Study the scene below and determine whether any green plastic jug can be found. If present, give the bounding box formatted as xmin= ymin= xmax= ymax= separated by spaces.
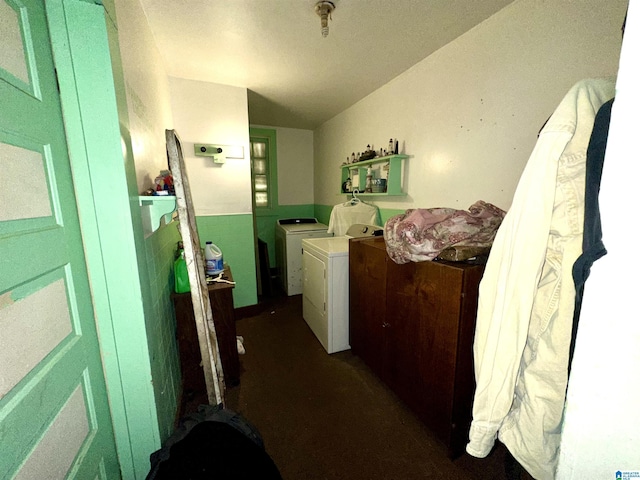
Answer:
xmin=174 ymin=249 xmax=190 ymax=293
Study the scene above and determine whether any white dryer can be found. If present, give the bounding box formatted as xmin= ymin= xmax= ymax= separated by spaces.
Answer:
xmin=302 ymin=224 xmax=383 ymax=354
xmin=275 ymin=218 xmax=332 ymax=296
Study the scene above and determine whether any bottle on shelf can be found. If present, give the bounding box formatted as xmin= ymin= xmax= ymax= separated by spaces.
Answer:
xmin=365 ymin=167 xmax=373 ymax=193
xmin=388 ymin=138 xmax=394 ymax=155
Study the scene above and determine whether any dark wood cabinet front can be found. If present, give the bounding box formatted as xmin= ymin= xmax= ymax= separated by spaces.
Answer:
xmin=349 ymin=238 xmax=391 ymax=385
xmin=349 ymin=237 xmax=484 ymax=458
xmin=172 ymin=266 xmax=240 ymax=404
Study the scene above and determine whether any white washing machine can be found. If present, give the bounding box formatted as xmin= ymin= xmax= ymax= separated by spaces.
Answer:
xmin=275 ymin=218 xmax=332 ymax=296
xmin=301 ymin=224 xmax=383 ymax=354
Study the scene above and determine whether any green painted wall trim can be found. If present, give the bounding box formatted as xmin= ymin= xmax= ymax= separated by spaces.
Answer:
xmin=249 ymin=127 xmax=278 ymax=214
xmin=379 ymin=208 xmax=407 ymax=224
xmin=47 ymin=1 xmax=161 ymax=478
xmin=313 ymin=204 xmax=333 ymax=226
xmin=102 ymin=0 xmax=181 ymax=449
xmin=195 ymin=215 xmax=258 ymax=308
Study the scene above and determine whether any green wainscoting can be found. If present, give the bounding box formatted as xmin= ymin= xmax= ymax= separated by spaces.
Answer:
xmin=256 ymin=204 xmax=315 ymax=269
xmin=143 ymin=222 xmax=182 ymax=441
xmin=314 ymin=204 xmax=333 ymax=227
xmin=195 ymin=214 xmax=258 ymax=308
xmin=379 ymin=208 xmax=407 ymax=224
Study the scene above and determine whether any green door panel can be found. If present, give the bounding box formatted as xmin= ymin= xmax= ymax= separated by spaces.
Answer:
xmin=0 ymin=0 xmax=120 ymax=478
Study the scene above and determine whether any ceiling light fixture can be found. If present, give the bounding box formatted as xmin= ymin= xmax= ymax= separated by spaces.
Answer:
xmin=315 ymin=1 xmax=335 ymax=38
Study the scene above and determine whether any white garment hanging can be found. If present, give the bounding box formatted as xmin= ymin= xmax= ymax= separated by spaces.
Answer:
xmin=327 ymin=201 xmax=380 ymax=236
xmin=466 ymin=78 xmax=616 ymax=480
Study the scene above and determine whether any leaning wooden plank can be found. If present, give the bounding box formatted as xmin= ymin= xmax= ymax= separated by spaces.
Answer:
xmin=166 ymin=129 xmax=225 ymax=405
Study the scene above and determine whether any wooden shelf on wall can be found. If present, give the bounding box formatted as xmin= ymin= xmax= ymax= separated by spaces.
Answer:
xmin=138 ymin=195 xmax=176 ymax=235
xmin=340 ymin=154 xmax=408 ymax=196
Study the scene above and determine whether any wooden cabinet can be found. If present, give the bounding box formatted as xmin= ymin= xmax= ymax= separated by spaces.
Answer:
xmin=349 ymin=236 xmax=391 ymax=382
xmin=171 ymin=266 xmax=240 ymax=404
xmin=349 ymin=237 xmax=484 ymax=458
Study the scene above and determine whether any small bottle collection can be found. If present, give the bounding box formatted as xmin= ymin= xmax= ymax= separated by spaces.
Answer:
xmin=343 ymin=138 xmax=399 ymax=166
xmin=341 ymin=138 xmax=399 ymax=194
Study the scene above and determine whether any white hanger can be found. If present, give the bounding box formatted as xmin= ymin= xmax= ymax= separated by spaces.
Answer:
xmin=346 ymin=189 xmax=361 ymax=206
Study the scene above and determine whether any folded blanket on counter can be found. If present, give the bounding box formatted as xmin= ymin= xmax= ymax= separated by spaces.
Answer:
xmin=384 ymin=201 xmax=506 ymax=264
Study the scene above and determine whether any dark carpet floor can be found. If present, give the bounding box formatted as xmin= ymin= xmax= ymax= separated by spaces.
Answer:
xmin=214 ymin=293 xmax=521 ymax=480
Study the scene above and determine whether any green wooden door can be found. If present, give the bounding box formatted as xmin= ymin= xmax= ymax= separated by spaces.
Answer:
xmin=0 ymin=0 xmax=121 ymax=478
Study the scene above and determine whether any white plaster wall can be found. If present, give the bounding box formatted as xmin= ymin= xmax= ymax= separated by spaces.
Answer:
xmin=168 ymin=77 xmax=252 ymax=216
xmin=274 ymin=127 xmax=314 ymax=205
xmin=314 ymin=0 xmax=627 ymax=212
xmin=252 ymin=125 xmax=314 ymax=205
xmin=556 ymin=3 xmax=640 ymax=477
xmin=112 ymin=0 xmax=173 ymax=193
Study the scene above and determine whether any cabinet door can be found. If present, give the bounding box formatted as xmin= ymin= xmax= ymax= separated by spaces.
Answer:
xmin=209 ymin=287 xmax=240 ymax=386
xmin=349 ymin=239 xmax=390 ymax=383
xmin=449 ymin=264 xmax=484 ymax=457
xmin=385 ymin=260 xmax=429 ymax=418
xmin=386 ymin=260 xmax=466 ymax=443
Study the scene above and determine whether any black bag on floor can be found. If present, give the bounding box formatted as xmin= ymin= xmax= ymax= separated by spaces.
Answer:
xmin=146 ymin=404 xmax=282 ymax=480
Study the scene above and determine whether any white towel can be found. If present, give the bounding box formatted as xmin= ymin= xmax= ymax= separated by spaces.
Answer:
xmin=327 ymin=202 xmax=380 ymax=236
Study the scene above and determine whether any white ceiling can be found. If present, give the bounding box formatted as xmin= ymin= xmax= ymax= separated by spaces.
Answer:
xmin=139 ymin=0 xmax=516 ymax=130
